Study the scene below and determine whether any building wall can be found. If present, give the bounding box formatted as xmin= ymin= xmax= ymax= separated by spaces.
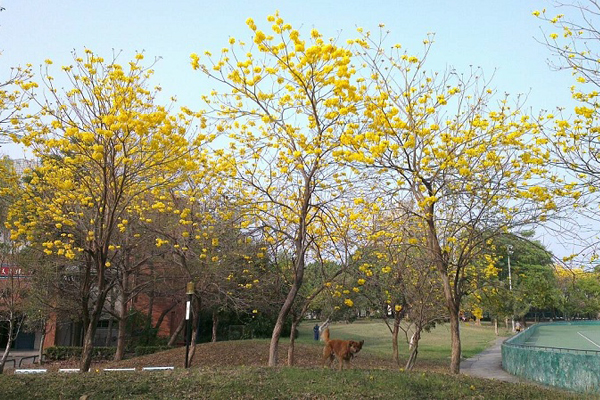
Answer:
xmin=133 ymin=293 xmax=182 ymax=338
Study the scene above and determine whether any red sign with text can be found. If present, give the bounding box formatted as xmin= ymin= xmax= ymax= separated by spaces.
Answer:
xmin=0 ymin=265 xmax=27 ymax=278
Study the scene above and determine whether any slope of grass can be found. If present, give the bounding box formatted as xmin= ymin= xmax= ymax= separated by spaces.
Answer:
xmin=0 ymin=367 xmax=586 ymax=399
xmin=1 ymin=320 xmax=585 ymax=399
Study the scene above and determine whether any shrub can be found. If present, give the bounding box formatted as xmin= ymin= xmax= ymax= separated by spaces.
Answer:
xmin=44 ymin=346 xmax=116 ymax=361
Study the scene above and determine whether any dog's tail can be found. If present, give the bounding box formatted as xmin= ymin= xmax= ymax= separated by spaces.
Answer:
xmin=323 ymin=327 xmax=330 ymax=343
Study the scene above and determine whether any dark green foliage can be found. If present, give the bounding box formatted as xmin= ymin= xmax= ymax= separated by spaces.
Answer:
xmin=194 ymin=310 xmax=293 ymax=343
xmin=243 ymin=312 xmax=293 ymax=338
xmin=126 ymin=309 xmax=168 ymax=348
xmin=44 ymin=346 xmax=116 ymax=361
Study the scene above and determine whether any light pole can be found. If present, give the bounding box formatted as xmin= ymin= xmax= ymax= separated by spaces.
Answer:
xmin=507 ymin=245 xmax=515 ymax=332
xmin=184 ymin=281 xmax=194 ymax=368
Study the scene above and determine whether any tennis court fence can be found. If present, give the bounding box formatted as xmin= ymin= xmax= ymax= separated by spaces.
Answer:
xmin=502 ymin=321 xmax=600 ymax=393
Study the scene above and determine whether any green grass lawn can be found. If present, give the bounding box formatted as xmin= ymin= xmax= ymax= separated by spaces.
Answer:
xmin=0 ymin=366 xmax=585 ymax=399
xmin=297 ymin=319 xmax=510 ymax=367
xmin=0 ymin=319 xmax=585 ymax=399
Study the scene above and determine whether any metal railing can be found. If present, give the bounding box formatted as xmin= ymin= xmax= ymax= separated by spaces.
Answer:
xmin=503 ymin=341 xmax=600 ymax=356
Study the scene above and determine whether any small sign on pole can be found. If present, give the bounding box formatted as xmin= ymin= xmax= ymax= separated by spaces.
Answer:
xmin=185 ymin=281 xmax=194 ymax=369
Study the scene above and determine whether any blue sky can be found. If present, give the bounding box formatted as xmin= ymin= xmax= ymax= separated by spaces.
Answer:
xmin=0 ymin=0 xmax=573 ymax=119
xmin=0 ymin=1 xmax=583 ymax=257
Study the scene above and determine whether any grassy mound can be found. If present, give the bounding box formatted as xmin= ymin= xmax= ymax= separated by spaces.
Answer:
xmin=0 ymin=321 xmax=590 ymax=398
xmin=0 ymin=365 xmax=585 ymax=399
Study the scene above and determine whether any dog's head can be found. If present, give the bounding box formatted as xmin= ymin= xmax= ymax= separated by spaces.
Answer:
xmin=349 ymin=340 xmax=364 ymax=355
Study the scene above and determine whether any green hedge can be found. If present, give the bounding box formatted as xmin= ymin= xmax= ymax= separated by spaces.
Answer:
xmin=44 ymin=346 xmax=116 ymax=361
xmin=134 ymin=345 xmax=174 ymax=356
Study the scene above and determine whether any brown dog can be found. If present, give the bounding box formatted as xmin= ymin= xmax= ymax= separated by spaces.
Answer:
xmin=322 ymin=328 xmax=364 ymax=370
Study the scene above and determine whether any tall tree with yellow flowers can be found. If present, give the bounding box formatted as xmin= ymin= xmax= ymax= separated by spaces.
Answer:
xmin=0 ymin=158 xmax=26 ymax=374
xmin=144 ymin=159 xmax=263 ymax=365
xmin=535 ymin=2 xmax=600 ymax=259
xmin=341 ymin=31 xmax=560 ymax=373
xmin=7 ymin=51 xmax=199 ymax=372
xmin=194 ymin=13 xmax=364 ymax=366
xmin=0 ymin=61 xmax=32 ymax=144
xmin=351 ymin=201 xmax=447 ymax=370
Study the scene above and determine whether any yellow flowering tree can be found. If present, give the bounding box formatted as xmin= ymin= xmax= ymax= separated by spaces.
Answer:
xmin=7 ymin=51 xmax=197 ymax=372
xmin=341 ymin=32 xmax=558 ymax=373
xmin=536 ymin=2 xmax=600 ymax=259
xmin=0 ymin=158 xmax=25 ymax=374
xmin=534 ymin=2 xmax=600 ymax=86
xmin=351 ymin=201 xmax=446 ymax=370
xmin=284 ymin=199 xmax=364 ymax=366
xmin=145 ymin=164 xmax=277 ymax=365
xmin=193 ymin=13 xmax=363 ymax=366
xmin=0 ymin=62 xmax=32 ymax=144
xmin=0 ymin=158 xmax=19 ymax=235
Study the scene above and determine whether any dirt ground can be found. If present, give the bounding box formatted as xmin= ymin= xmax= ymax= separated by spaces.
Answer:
xmin=34 ymin=340 xmax=436 ymax=372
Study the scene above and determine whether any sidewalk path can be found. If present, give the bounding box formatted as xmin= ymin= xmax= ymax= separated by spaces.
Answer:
xmin=460 ymin=336 xmax=523 ymax=383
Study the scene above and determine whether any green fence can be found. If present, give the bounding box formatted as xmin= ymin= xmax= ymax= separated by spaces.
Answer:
xmin=502 ymin=321 xmax=600 ymax=393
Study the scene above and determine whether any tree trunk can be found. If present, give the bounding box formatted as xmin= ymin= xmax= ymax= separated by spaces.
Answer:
xmin=423 ymin=201 xmax=461 ymax=374
xmin=438 ymin=269 xmax=461 ymax=374
xmin=80 ymin=321 xmax=97 ymax=372
xmin=318 ymin=318 xmax=330 ymax=341
xmin=80 ymin=288 xmax=109 ymax=372
xmin=168 ymin=316 xmax=185 ymax=346
xmin=405 ymin=328 xmax=421 ymax=371
xmin=114 ymin=290 xmax=128 ymax=361
xmin=268 ymin=192 xmax=309 ymax=367
xmin=494 ymin=318 xmax=499 ymax=336
xmin=0 ymin=318 xmax=15 ymax=374
xmin=38 ymin=327 xmax=46 ymax=365
xmin=187 ymin=323 xmax=199 ymax=366
xmin=186 ymin=296 xmax=201 ymax=366
xmin=104 ymin=290 xmax=116 ymax=347
xmin=211 ymin=310 xmax=218 ymax=343
xmin=144 ymin=286 xmax=155 ymax=346
xmin=392 ymin=315 xmax=400 ymax=365
xmin=154 ymin=301 xmax=179 ymax=334
xmin=287 ymin=319 xmax=299 ymax=366
xmin=79 ymin=252 xmax=111 ymax=372
xmin=268 ymin=279 xmax=302 ymax=366
xmin=448 ymin=305 xmax=461 ymax=373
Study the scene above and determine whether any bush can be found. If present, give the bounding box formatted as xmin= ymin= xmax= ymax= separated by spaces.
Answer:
xmin=134 ymin=345 xmax=174 ymax=356
xmin=44 ymin=346 xmax=116 ymax=361
xmin=243 ymin=313 xmax=293 ymax=338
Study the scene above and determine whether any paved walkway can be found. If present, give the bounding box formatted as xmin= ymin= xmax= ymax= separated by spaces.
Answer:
xmin=460 ymin=336 xmax=523 ymax=383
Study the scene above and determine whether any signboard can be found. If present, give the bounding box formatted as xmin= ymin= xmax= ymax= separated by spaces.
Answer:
xmin=0 ymin=264 xmax=27 ymax=278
